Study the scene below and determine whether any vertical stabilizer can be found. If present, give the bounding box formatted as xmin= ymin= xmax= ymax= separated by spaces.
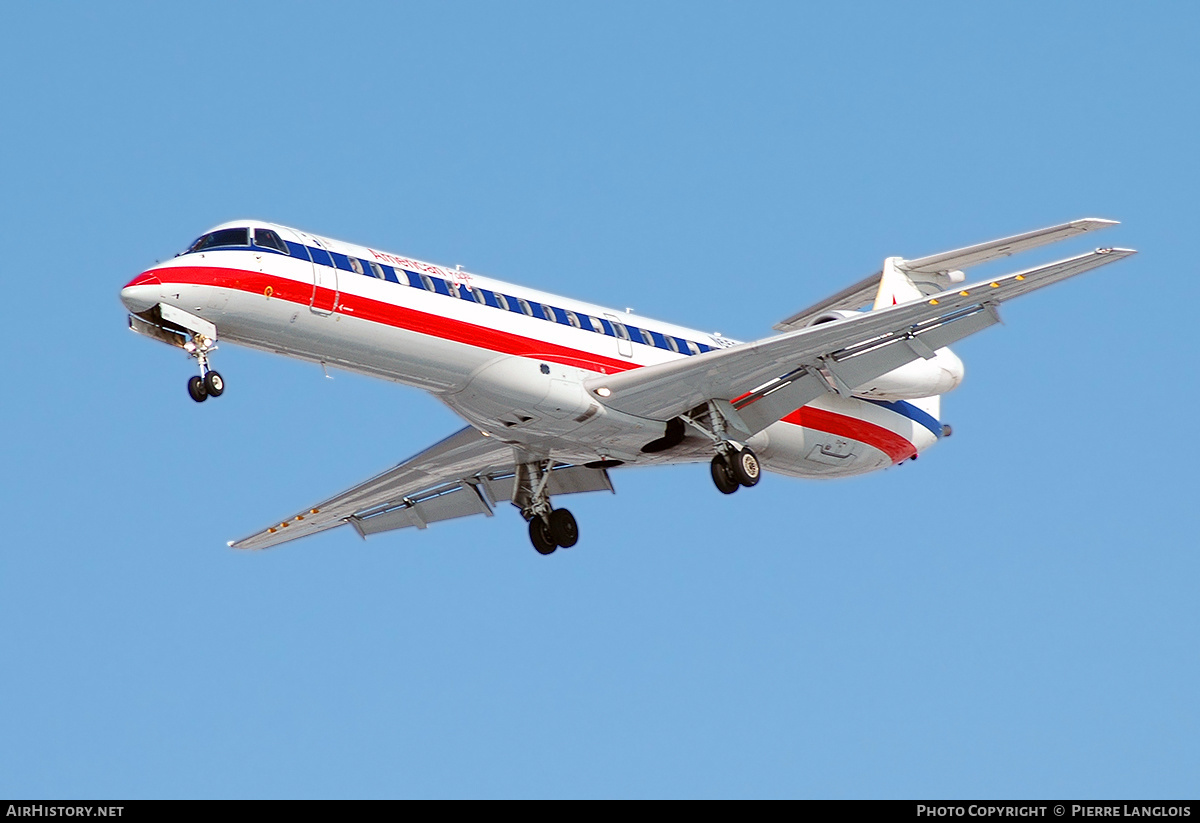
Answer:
xmin=872 ymin=257 xmax=925 ymax=309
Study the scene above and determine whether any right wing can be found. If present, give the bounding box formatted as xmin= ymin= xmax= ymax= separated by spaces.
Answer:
xmin=229 ymin=426 xmax=614 ymax=550
xmin=773 ymin=218 xmax=1118 ymax=331
xmin=588 ymin=247 xmax=1135 ymax=435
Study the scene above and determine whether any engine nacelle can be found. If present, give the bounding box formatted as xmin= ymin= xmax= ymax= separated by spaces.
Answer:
xmin=802 ymin=309 xmax=963 ymax=399
xmin=853 ymin=346 xmax=964 ymax=400
xmin=807 ymin=309 xmax=863 ymax=326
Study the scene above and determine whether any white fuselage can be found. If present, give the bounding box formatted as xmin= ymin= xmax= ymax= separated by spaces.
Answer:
xmin=121 ymin=220 xmax=943 ymax=476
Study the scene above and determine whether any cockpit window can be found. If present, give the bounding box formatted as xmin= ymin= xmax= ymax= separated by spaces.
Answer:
xmin=252 ymin=228 xmax=288 ymax=254
xmin=189 ymin=228 xmax=249 ymax=253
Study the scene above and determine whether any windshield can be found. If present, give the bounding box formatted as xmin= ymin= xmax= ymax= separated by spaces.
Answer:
xmin=187 ymin=228 xmax=250 ymax=253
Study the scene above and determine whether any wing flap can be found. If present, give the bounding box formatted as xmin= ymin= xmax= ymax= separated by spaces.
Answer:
xmin=352 ymin=482 xmax=494 ymax=536
xmin=229 ymin=426 xmax=618 ymax=550
xmin=229 ymin=426 xmax=514 ymax=550
xmin=590 ymin=248 xmax=1135 ymax=430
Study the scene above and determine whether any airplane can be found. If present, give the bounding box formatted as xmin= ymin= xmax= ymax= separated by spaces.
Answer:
xmin=120 ymin=218 xmax=1134 ymax=555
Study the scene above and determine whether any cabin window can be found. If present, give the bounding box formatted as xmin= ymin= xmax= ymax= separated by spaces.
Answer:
xmin=537 ymin=303 xmax=554 ymax=321
xmin=613 ymin=323 xmax=630 ymax=341
xmin=368 ymin=261 xmax=384 ymax=279
xmin=349 ymin=257 xmax=364 ymax=275
xmin=470 ymin=287 xmax=487 ymax=304
xmin=308 ymin=246 xmax=333 ymax=267
xmin=189 ymin=228 xmax=249 ymax=252
xmin=495 ymin=293 xmax=510 ymax=311
xmin=566 ymin=311 xmax=582 ymax=329
xmin=639 ymin=328 xmax=654 ymax=346
xmin=666 ymin=336 xmax=680 ymax=353
xmin=419 ymin=274 xmax=435 ymax=291
xmin=518 ymin=299 xmax=534 ymax=316
xmin=588 ymin=315 xmax=604 ymax=334
xmin=686 ymin=340 xmax=700 ymax=355
xmin=252 ymin=228 xmax=288 ymax=253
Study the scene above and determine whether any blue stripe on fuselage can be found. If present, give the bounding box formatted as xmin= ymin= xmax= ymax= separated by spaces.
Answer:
xmin=862 ymin=399 xmax=942 ymax=439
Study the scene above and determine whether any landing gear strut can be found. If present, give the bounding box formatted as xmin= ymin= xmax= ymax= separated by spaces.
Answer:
xmin=513 ymin=459 xmax=581 ymax=555
xmin=184 ymin=334 xmax=224 ymax=403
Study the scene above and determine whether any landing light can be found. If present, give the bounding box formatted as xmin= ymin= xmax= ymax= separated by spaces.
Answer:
xmin=596 ymin=387 xmax=611 ymax=397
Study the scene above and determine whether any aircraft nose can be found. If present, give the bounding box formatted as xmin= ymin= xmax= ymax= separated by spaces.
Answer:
xmin=120 ymin=271 xmax=162 ymax=313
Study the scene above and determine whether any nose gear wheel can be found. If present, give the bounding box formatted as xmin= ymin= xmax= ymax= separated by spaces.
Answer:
xmin=187 ymin=375 xmax=208 ymax=403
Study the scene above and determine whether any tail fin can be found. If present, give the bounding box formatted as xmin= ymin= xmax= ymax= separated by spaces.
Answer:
xmin=872 ymin=256 xmax=945 ymax=309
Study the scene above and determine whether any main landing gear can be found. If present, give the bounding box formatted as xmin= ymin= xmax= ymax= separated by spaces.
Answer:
xmin=184 ymin=334 xmax=225 ymax=403
xmin=678 ymin=400 xmax=763 ymax=495
xmin=710 ymin=446 xmax=761 ymax=494
xmin=528 ymin=508 xmax=579 ymax=555
xmin=513 ymin=459 xmax=580 ymax=555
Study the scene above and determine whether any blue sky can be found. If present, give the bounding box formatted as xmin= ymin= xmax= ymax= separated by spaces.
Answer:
xmin=2 ymin=1 xmax=1197 ymax=799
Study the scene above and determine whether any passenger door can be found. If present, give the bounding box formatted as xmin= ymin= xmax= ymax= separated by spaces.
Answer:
xmin=295 ymin=231 xmax=339 ymax=315
xmin=605 ymin=313 xmax=633 ymax=358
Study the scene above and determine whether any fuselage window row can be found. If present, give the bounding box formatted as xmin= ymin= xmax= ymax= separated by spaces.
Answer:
xmin=186 ymin=230 xmax=710 ymax=354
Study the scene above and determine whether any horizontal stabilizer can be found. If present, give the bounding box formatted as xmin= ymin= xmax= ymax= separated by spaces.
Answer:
xmin=899 ymin=217 xmax=1118 ymax=274
xmin=774 ymin=218 xmax=1118 ymax=331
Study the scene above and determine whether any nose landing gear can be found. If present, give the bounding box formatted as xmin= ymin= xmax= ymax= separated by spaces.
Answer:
xmin=184 ymin=335 xmax=225 ymax=403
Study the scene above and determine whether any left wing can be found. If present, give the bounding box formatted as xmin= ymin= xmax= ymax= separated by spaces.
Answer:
xmin=587 ymin=247 xmax=1135 ymax=435
xmin=229 ymin=426 xmax=614 ymax=550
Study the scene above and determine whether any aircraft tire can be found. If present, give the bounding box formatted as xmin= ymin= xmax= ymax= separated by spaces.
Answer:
xmin=548 ymin=509 xmax=579 ymax=548
xmin=711 ymin=454 xmax=739 ymax=495
xmin=204 ymin=370 xmax=225 ymax=397
xmin=732 ymin=447 xmax=761 ymax=488
xmin=188 ymin=375 xmax=208 ymax=403
xmin=529 ymin=516 xmax=557 ymax=555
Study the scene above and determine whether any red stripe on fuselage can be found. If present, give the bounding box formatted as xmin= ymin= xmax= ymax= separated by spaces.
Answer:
xmin=154 ymin=265 xmax=639 ymax=375
xmin=149 ymin=265 xmax=919 ymax=461
xmin=781 ymin=407 xmax=917 ymax=463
